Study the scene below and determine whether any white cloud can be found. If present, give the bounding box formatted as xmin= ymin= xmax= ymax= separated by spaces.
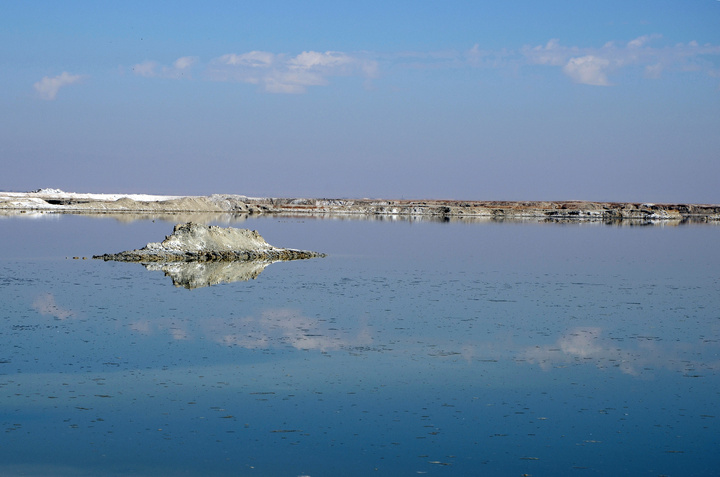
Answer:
xmin=289 ymin=50 xmax=353 ymax=69
xmin=219 ymin=51 xmax=275 ymax=67
xmin=563 ymin=55 xmax=612 ymax=86
xmin=522 ymin=39 xmax=573 ymax=66
xmin=132 ymin=60 xmax=159 ymax=77
xmin=520 ymin=35 xmax=720 ymax=86
xmin=173 ymin=56 xmax=197 ymax=70
xmin=627 ymin=34 xmax=662 ymax=49
xmin=264 ymin=80 xmax=305 ymax=94
xmin=209 ymin=49 xmax=378 ymax=93
xmin=465 ymin=44 xmax=514 ymax=69
xmin=132 ymin=56 xmax=199 ymax=78
xmin=645 ymin=63 xmax=664 ymax=79
xmin=33 ymin=72 xmax=83 ymax=100
xmin=130 ymin=37 xmax=720 ymax=92
xmin=523 ymin=39 xmax=615 ymax=85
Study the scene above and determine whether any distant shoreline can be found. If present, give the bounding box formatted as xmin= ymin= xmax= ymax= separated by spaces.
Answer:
xmin=1 ymin=189 xmax=719 ymax=224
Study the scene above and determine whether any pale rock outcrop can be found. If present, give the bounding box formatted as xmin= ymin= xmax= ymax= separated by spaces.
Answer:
xmin=93 ymin=222 xmax=325 ymax=262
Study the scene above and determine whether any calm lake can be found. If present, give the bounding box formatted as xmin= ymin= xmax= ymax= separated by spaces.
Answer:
xmin=1 ymin=213 xmax=719 ymax=476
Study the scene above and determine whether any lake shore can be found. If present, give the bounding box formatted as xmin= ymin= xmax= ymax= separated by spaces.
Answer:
xmin=2 ymin=188 xmax=719 ymax=223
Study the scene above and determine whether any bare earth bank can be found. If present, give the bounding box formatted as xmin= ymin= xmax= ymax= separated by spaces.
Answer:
xmin=2 ymin=189 xmax=719 ymax=223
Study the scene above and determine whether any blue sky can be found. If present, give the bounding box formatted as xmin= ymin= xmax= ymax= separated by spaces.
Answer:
xmin=2 ymin=1 xmax=719 ymax=202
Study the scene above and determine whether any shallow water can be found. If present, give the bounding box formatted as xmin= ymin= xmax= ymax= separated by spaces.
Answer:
xmin=1 ymin=214 xmax=719 ymax=476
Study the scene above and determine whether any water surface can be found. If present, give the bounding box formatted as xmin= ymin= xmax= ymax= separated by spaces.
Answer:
xmin=1 ymin=215 xmax=719 ymax=476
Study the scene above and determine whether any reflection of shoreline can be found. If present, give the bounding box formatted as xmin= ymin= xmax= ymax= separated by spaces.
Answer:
xmin=522 ymin=327 xmax=720 ymax=377
xmin=142 ymin=260 xmax=276 ymax=289
xmin=0 ymin=210 xmax=246 ymax=224
xmin=2 ymin=209 xmax=717 ymax=226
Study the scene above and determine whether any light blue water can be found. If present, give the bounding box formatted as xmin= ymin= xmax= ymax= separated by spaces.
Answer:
xmin=1 ymin=215 xmax=719 ymax=476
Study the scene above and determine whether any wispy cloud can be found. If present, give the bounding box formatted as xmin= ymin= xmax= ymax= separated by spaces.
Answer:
xmin=130 ymin=36 xmax=720 ymax=92
xmin=209 ymin=50 xmax=378 ymax=93
xmin=465 ymin=44 xmax=516 ymax=69
xmin=132 ymin=50 xmax=378 ymax=93
xmin=383 ymin=35 xmax=720 ymax=86
xmin=367 ymin=34 xmax=720 ymax=86
xmin=563 ymin=55 xmax=612 ymax=86
xmin=522 ymin=35 xmax=720 ymax=85
xmin=132 ymin=56 xmax=198 ymax=78
xmin=33 ymin=72 xmax=83 ymax=100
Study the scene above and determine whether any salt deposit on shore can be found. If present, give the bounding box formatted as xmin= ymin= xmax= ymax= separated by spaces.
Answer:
xmin=1 ymin=188 xmax=184 ymax=202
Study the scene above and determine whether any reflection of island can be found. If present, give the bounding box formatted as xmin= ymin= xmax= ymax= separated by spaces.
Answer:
xmin=143 ymin=260 xmax=275 ymax=289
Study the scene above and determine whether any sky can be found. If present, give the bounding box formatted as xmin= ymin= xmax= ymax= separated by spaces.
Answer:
xmin=1 ymin=1 xmax=719 ymax=203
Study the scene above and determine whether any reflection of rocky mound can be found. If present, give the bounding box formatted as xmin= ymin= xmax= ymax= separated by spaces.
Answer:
xmin=143 ymin=260 xmax=273 ymax=289
xmin=94 ymin=222 xmax=325 ymax=262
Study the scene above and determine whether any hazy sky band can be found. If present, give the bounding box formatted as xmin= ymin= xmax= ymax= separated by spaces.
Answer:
xmin=2 ymin=1 xmax=719 ymax=202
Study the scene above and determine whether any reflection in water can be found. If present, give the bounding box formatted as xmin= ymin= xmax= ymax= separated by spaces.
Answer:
xmin=31 ymin=293 xmax=76 ymax=320
xmin=4 ymin=209 xmax=715 ymax=226
xmin=0 ymin=210 xmax=251 ymax=225
xmin=142 ymin=260 xmax=275 ymax=289
xmin=207 ymin=308 xmax=372 ymax=351
xmin=129 ymin=307 xmax=372 ymax=352
xmin=523 ymin=326 xmax=720 ymax=376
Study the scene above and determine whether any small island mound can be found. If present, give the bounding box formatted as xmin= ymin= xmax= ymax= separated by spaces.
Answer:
xmin=93 ymin=222 xmax=325 ymax=262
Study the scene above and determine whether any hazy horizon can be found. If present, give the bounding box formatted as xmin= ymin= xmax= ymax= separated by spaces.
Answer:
xmin=2 ymin=1 xmax=719 ymax=203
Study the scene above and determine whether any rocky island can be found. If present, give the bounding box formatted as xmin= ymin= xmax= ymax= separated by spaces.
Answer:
xmin=93 ymin=222 xmax=325 ymax=289
xmin=94 ymin=222 xmax=325 ymax=262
